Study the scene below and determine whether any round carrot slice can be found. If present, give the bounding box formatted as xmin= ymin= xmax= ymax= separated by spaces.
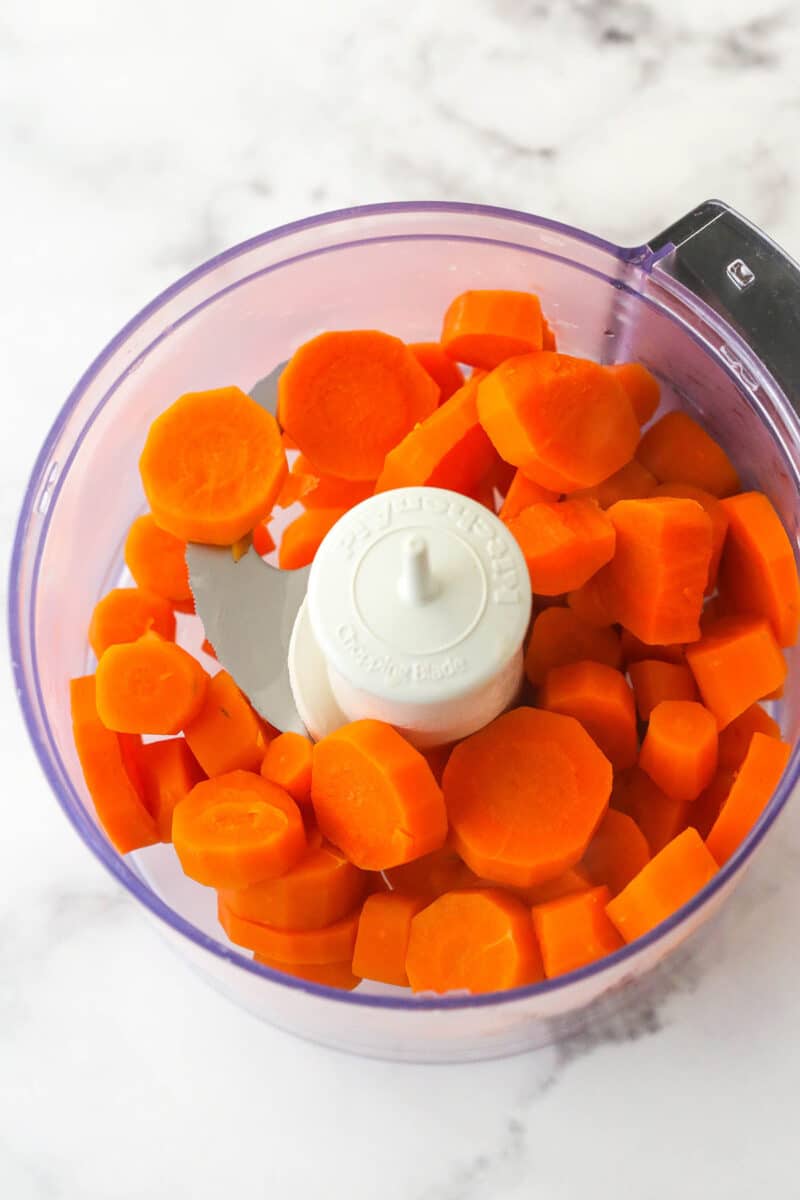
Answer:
xmin=440 ymin=290 xmax=544 ymax=370
xmin=95 ymin=633 xmax=207 ymax=735
xmin=88 ymin=587 xmax=176 ymax=658
xmin=218 ymin=900 xmax=360 ymax=964
xmin=124 ymin=514 xmax=193 ymax=610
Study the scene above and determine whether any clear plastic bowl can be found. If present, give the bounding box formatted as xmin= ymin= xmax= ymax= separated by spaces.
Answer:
xmin=9 ymin=202 xmax=800 ymax=1062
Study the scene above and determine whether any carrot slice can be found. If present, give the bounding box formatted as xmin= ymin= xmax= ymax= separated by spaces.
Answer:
xmin=405 ymin=888 xmax=544 ymax=994
xmin=606 ymin=828 xmax=718 ymax=942
xmin=311 ymin=720 xmax=447 ymax=870
xmin=686 ymin=768 xmax=737 ymax=840
xmin=611 ymin=766 xmax=689 ymax=855
xmin=628 ymin=659 xmax=698 ymax=720
xmin=440 ymin=290 xmax=544 ymax=370
xmin=125 ymin=514 xmax=194 ymax=611
xmin=636 ymin=411 xmax=740 ymax=498
xmin=525 ymin=607 xmax=622 ymax=687
xmin=685 ymin=616 xmax=787 ymax=728
xmin=384 ymin=845 xmax=478 ymax=899
xmin=706 ymin=732 xmax=791 ymax=864
xmin=276 ymin=470 xmax=311 ymax=510
xmin=253 ymin=956 xmax=361 ymax=990
xmin=650 ymin=482 xmax=728 ymax=593
xmin=251 ymin=522 xmax=276 ymax=557
xmin=581 ymin=809 xmax=650 ymax=896
xmin=139 ymin=387 xmax=287 ymax=545
xmin=278 ymin=330 xmax=438 ymax=481
xmin=220 ymin=839 xmax=367 ymax=930
xmin=539 ymin=660 xmax=637 ymax=769
xmin=173 ymin=771 xmax=306 ymax=888
xmin=88 ymin=587 xmax=175 ymax=659
xmin=352 ymin=892 xmax=428 ymax=987
xmin=507 ymin=499 xmax=616 ymax=595
xmin=717 ymin=491 xmax=800 ymax=647
xmin=261 ymin=732 xmax=313 ymax=805
xmin=620 ymin=629 xmax=685 ymax=667
xmin=184 ymin=669 xmax=269 ymax=777
xmin=278 ymin=507 xmax=345 ymax=570
xmin=443 ymin=707 xmax=612 ymax=888
xmin=95 ymin=633 xmax=207 ymax=735
xmin=639 ymin=700 xmax=718 ymax=803
xmin=717 ymin=704 xmax=781 ymax=770
xmin=516 ymin=866 xmax=592 ymax=905
xmin=606 ymin=363 xmax=660 ymax=425
xmin=219 ymin=900 xmax=360 ymax=964
xmin=532 ymin=885 xmax=623 ymax=977
xmin=70 ymin=676 xmax=159 ymax=853
xmin=498 ymin=469 xmax=559 ymax=521
xmin=300 ymin=472 xmax=373 ymax=511
xmin=137 ymin=737 xmax=205 ymax=842
xmin=573 ymin=459 xmax=657 ymax=509
xmin=409 ymin=341 xmax=465 ymax=402
xmin=566 ymin=572 xmax=618 ymax=629
xmin=477 ymin=352 xmax=640 ymax=492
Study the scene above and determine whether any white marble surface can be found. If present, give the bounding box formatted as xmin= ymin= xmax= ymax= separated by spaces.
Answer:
xmin=3 ymin=0 xmax=800 ymax=1195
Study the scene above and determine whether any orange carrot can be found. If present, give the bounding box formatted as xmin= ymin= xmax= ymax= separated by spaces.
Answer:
xmin=443 ymin=707 xmax=612 ymax=888
xmin=685 ymin=616 xmax=787 ymax=728
xmin=95 ymin=633 xmax=207 ymax=735
xmin=139 ymin=387 xmax=287 ymax=545
xmin=184 ymin=669 xmax=269 ymax=777
xmin=251 ymin=521 xmax=276 ymax=557
xmin=540 ymin=660 xmax=637 ymax=769
xmin=88 ymin=587 xmax=175 ymax=659
xmin=276 ymin=469 xmax=312 ymax=510
xmin=507 ymin=499 xmax=616 ymax=595
xmin=352 ymin=892 xmax=428 ymax=987
xmin=200 ymin=638 xmax=217 ymax=659
xmin=628 ymin=659 xmax=698 ymax=720
xmin=581 ymin=809 xmax=650 ymax=896
xmin=300 ymin=471 xmax=373 ymax=511
xmin=405 ymin=888 xmax=544 ymax=994
xmin=253 ymin=956 xmax=360 ymax=991
xmin=516 ymin=866 xmax=592 ymax=905
xmin=717 ymin=704 xmax=781 ymax=770
xmin=440 ymin=290 xmax=544 ymax=370
xmin=606 ymin=363 xmax=660 ymax=425
xmin=686 ymin=768 xmax=737 ymax=840
xmin=606 ymin=828 xmax=718 ymax=942
xmin=70 ymin=676 xmax=159 ymax=853
xmin=706 ymin=732 xmax=791 ymax=864
xmin=620 ymin=630 xmax=685 ymax=667
xmin=261 ymin=732 xmax=313 ymax=806
xmin=636 ymin=411 xmax=740 ymax=498
xmin=532 ymin=885 xmax=623 ymax=977
xmin=542 ymin=317 xmax=557 ymax=352
xmin=125 ymin=514 xmax=194 ymax=611
xmin=137 ymin=737 xmax=205 ymax=842
xmin=566 ymin=572 xmax=618 ymax=628
xmin=717 ymin=491 xmax=800 ymax=647
xmin=651 ymin=482 xmax=727 ymax=594
xmin=573 ymin=459 xmax=657 ymax=509
xmin=498 ymin=469 xmax=559 ymax=521
xmin=478 ymin=353 xmax=640 ymax=492
xmin=525 ymin=607 xmax=622 ymax=687
xmin=611 ymin=766 xmax=689 ymax=855
xmin=278 ymin=507 xmax=345 ymax=570
xmin=409 ymin=341 xmax=465 ymax=402
xmin=278 ymin=330 xmax=438 ymax=481
xmin=312 ymin=720 xmax=447 ymax=870
xmin=173 ymin=770 xmax=306 ymax=888
xmin=384 ymin=845 xmax=478 ymax=899
xmin=639 ymin=700 xmax=718 ymax=802
xmin=219 ymin=900 xmax=360 ymax=964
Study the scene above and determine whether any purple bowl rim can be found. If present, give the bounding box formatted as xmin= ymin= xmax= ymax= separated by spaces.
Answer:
xmin=9 ymin=198 xmax=800 ymax=1012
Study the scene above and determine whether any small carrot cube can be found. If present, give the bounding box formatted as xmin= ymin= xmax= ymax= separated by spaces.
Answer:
xmin=606 ymin=828 xmax=718 ymax=942
xmin=507 ymin=499 xmax=616 ymax=595
xmin=628 ymin=659 xmax=698 ymax=721
xmin=685 ymin=616 xmax=787 ymax=729
xmin=574 ymin=459 xmax=657 ymax=509
xmin=652 ymin=482 xmax=729 ymax=593
xmin=706 ymin=732 xmax=791 ymax=864
xmin=539 ymin=660 xmax=638 ymax=769
xmin=639 ymin=700 xmax=718 ymax=803
xmin=352 ymin=892 xmax=428 ymax=987
xmin=533 ymin=885 xmax=623 ymax=977
xmin=636 ymin=411 xmax=740 ymax=498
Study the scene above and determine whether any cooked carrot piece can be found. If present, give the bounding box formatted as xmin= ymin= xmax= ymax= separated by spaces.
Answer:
xmin=375 ymin=380 xmax=496 ymax=495
xmin=440 ymin=290 xmax=544 ymax=370
xmin=686 ymin=768 xmax=737 ymax=840
xmin=581 ymin=809 xmax=650 ymax=896
xmin=620 ymin=629 xmax=685 ymax=667
xmin=409 ymin=341 xmax=465 ymax=402
xmin=533 ymin=885 xmax=623 ymax=977
xmin=612 ymin=766 xmax=689 ymax=855
xmin=606 ymin=828 xmax=718 ymax=942
xmin=278 ymin=331 xmax=438 ymax=481
xmin=443 ymin=707 xmax=612 ymax=888
xmin=300 ymin=471 xmax=373 ymax=511
xmin=312 ymin=720 xmax=447 ymax=870
xmin=542 ymin=317 xmax=557 ymax=352
xmin=88 ymin=587 xmax=176 ymax=659
xmin=352 ymin=892 xmax=428 ymax=987
xmin=706 ymin=733 xmax=791 ymax=864
xmin=498 ymin=469 xmax=559 ymax=521
xmin=685 ymin=616 xmax=787 ymax=728
xmin=173 ymin=771 xmax=306 ymax=888
xmin=405 ymin=888 xmax=544 ymax=994
xmin=717 ymin=491 xmax=800 ymax=647
xmin=95 ymin=633 xmax=207 ymax=735
xmin=220 ymin=839 xmax=367 ymax=930
xmin=525 ymin=607 xmax=622 ymax=687
xmin=70 ymin=676 xmax=159 ymax=853
xmin=276 ymin=469 xmax=312 ymax=510
xmin=628 ymin=659 xmax=698 ymax=720
xmin=137 ymin=737 xmax=205 ymax=842
xmin=606 ymin=362 xmax=660 ymax=425
xmin=717 ymin=704 xmax=781 ymax=770
xmin=636 ymin=411 xmax=740 ymax=498
xmin=573 ymin=459 xmax=657 ymax=509
xmin=477 ymin=353 xmax=640 ymax=492
xmin=139 ymin=386 xmax=287 ymax=545
xmin=639 ymin=700 xmax=718 ymax=802
xmin=515 ymin=866 xmax=592 ymax=905
xmin=539 ymin=661 xmax=638 ymax=769
xmin=384 ymin=845 xmax=478 ymax=899
xmin=200 ymin=638 xmax=217 ymax=659
xmin=219 ymin=900 xmax=360 ymax=964
xmin=651 ymin=482 xmax=728 ymax=593
xmin=253 ymin=956 xmax=361 ymax=991
xmin=278 ymin=507 xmax=345 ymax=570
xmin=125 ymin=514 xmax=194 ymax=611
xmin=251 ymin=521 xmax=276 ymax=557
xmin=261 ymin=732 xmax=313 ymax=805
xmin=184 ymin=669 xmax=268 ymax=777
xmin=507 ymin=499 xmax=616 ymax=595
xmin=566 ymin=572 xmax=618 ymax=628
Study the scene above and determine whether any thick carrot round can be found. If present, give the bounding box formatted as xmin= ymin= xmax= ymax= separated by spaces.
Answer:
xmin=717 ymin=490 xmax=800 ymax=647
xmin=173 ymin=770 xmax=306 ymax=888
xmin=628 ymin=659 xmax=698 ymax=721
xmin=184 ymin=669 xmax=269 ymax=777
xmin=477 ymin=352 xmax=640 ymax=492
xmin=88 ymin=587 xmax=175 ymax=659
xmin=525 ymin=607 xmax=621 ymax=687
xmin=137 ymin=737 xmax=205 ymax=843
xmin=352 ymin=892 xmax=428 ymax=987
xmin=384 ymin=845 xmax=478 ymax=899
xmin=574 ymin=459 xmax=657 ymax=509
xmin=639 ymin=700 xmax=718 ymax=802
xmin=685 ymin=615 xmax=787 ymax=728
xmin=611 ymin=766 xmax=689 ymax=856
xmin=636 ymin=411 xmax=740 ymax=498
xmin=278 ymin=507 xmax=345 ymax=570
xmin=706 ymin=732 xmax=790 ymax=864
xmin=261 ymin=731 xmax=313 ymax=805
xmin=581 ymin=809 xmax=650 ymax=896
xmin=498 ymin=469 xmax=558 ymax=521
xmin=507 ymin=499 xmax=616 ymax=595
xmin=125 ymin=514 xmax=194 ymax=611
xmin=717 ymin=704 xmax=781 ymax=770
xmin=95 ymin=633 xmax=207 ymax=735
xmin=219 ymin=899 xmax=360 ymax=964
xmin=440 ymin=290 xmax=544 ymax=370
xmin=605 ymin=363 xmax=660 ymax=425
xmin=606 ymin=828 xmax=718 ymax=942
xmin=311 ymin=720 xmax=448 ymax=870
xmin=532 ymin=885 xmax=623 ymax=977
xmin=253 ymin=956 xmax=361 ymax=991
xmin=405 ymin=888 xmax=544 ymax=994
xmin=539 ymin=660 xmax=638 ymax=769
xmin=278 ymin=330 xmax=438 ymax=481
xmin=139 ymin=386 xmax=287 ymax=545
xmin=409 ymin=341 xmax=465 ymax=402
xmin=443 ymin=707 xmax=612 ymax=888
xmin=652 ymin=482 xmax=729 ymax=593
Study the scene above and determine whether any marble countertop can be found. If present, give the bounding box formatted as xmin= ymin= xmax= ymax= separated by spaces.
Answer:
xmin=3 ymin=0 xmax=800 ymax=1195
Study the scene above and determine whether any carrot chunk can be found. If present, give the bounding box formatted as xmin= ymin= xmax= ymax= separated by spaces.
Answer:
xmin=507 ymin=499 xmax=616 ymax=595
xmin=441 ymin=290 xmax=544 ymax=370
xmin=533 ymin=885 xmax=623 ymax=977
xmin=299 ymin=468 xmax=373 ymax=511
xmin=650 ymin=482 xmax=728 ymax=594
xmin=525 ymin=607 xmax=622 ymax=687
xmin=639 ymin=700 xmax=718 ymax=802
xmin=516 ymin=866 xmax=592 ymax=905
xmin=219 ymin=901 xmax=360 ymax=964
xmin=88 ymin=587 xmax=175 ymax=658
xmin=253 ymin=956 xmax=360 ymax=990
xmin=574 ymin=460 xmax=657 ymax=509
xmin=384 ymin=845 xmax=478 ymax=899
xmin=606 ymin=362 xmax=660 ymax=425
xmin=184 ymin=669 xmax=269 ymax=777
xmin=685 ymin=616 xmax=787 ymax=728
xmin=251 ymin=521 xmax=276 ymax=557
xmin=409 ymin=341 xmax=465 ymax=402
xmin=539 ymin=661 xmax=637 ymax=769
xmin=706 ymin=733 xmax=791 ymax=864
xmin=620 ymin=629 xmax=685 ymax=667
xmin=717 ymin=704 xmax=781 ymax=770
xmin=686 ymin=768 xmax=737 ymax=840
xmin=278 ymin=507 xmax=345 ymax=570
xmin=352 ymin=892 xmax=428 ymax=987
xmin=636 ymin=411 xmax=740 ymax=497
xmin=405 ymin=888 xmax=544 ymax=994
xmin=581 ymin=809 xmax=650 ymax=896
xmin=628 ymin=659 xmax=698 ymax=720
xmin=125 ymin=514 xmax=194 ymax=610
xmin=261 ymin=732 xmax=313 ymax=805
xmin=566 ymin=572 xmax=618 ymax=629
xmin=606 ymin=828 xmax=718 ymax=942
xmin=137 ymin=737 xmax=205 ymax=842
xmin=498 ymin=469 xmax=559 ymax=521
xmin=612 ymin=766 xmax=689 ymax=855
xmin=95 ymin=633 xmax=207 ymax=735
xmin=717 ymin=491 xmax=800 ymax=647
